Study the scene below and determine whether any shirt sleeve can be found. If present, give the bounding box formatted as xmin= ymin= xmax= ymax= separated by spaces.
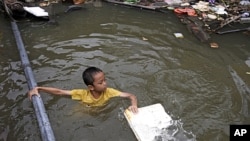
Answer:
xmin=70 ymin=89 xmax=87 ymax=100
xmin=106 ymin=88 xmax=121 ymax=97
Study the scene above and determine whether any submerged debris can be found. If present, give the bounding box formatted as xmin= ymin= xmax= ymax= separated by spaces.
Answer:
xmin=64 ymin=4 xmax=83 ymax=12
xmin=105 ymin=0 xmax=250 ymax=43
xmin=0 ymin=0 xmax=26 ymax=19
xmin=1 ymin=0 xmax=249 ymax=42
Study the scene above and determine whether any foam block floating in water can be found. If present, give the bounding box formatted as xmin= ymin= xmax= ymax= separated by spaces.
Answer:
xmin=124 ymin=103 xmax=172 ymax=141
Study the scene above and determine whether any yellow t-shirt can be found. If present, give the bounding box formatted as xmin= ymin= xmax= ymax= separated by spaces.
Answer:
xmin=70 ymin=88 xmax=121 ymax=107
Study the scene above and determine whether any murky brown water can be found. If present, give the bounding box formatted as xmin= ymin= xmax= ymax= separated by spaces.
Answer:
xmin=1 ymin=2 xmax=250 ymax=141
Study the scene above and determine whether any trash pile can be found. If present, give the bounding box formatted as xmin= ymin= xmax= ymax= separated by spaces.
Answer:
xmin=170 ymin=0 xmax=250 ymax=32
xmin=111 ymin=0 xmax=250 ymax=32
xmin=106 ymin=0 xmax=250 ymax=45
xmin=1 ymin=0 xmax=249 ymax=44
xmin=0 ymin=0 xmax=26 ymax=19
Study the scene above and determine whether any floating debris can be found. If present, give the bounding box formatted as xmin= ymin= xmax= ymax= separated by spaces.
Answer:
xmin=174 ymin=33 xmax=184 ymax=38
xmin=24 ymin=6 xmax=49 ymax=17
xmin=210 ymin=42 xmax=219 ymax=48
xmin=142 ymin=37 xmax=148 ymax=40
xmin=64 ymin=4 xmax=83 ymax=13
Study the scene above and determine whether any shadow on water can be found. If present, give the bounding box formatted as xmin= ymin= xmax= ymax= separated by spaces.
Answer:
xmin=1 ymin=1 xmax=250 ymax=141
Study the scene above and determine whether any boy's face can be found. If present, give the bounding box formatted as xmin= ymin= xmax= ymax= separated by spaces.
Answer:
xmin=91 ymin=72 xmax=107 ymax=93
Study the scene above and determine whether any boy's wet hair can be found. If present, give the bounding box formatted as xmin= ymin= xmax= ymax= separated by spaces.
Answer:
xmin=82 ymin=67 xmax=103 ymax=86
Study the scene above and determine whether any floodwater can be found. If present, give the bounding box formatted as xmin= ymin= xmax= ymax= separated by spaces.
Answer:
xmin=1 ymin=2 xmax=250 ymax=141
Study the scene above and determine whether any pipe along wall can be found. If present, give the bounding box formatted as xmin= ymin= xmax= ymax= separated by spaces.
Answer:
xmin=11 ymin=21 xmax=56 ymax=141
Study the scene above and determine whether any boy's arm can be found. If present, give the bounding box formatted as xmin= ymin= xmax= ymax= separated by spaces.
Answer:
xmin=28 ymin=86 xmax=71 ymax=100
xmin=120 ymin=92 xmax=138 ymax=113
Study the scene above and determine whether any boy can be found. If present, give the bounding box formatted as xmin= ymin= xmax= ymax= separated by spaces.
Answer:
xmin=28 ymin=66 xmax=138 ymax=113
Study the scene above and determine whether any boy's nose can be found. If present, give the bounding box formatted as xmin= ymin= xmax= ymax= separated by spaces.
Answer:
xmin=103 ymin=81 xmax=107 ymax=87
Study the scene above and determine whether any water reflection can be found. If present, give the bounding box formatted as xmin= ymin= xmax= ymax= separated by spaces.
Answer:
xmin=1 ymin=2 xmax=250 ymax=141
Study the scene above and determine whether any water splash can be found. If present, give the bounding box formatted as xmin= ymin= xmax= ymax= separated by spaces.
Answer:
xmin=118 ymin=107 xmax=125 ymax=121
xmin=154 ymin=120 xmax=196 ymax=141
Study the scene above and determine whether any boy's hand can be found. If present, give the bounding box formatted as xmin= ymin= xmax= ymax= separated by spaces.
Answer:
xmin=28 ymin=87 xmax=40 ymax=100
xmin=128 ymin=105 xmax=138 ymax=114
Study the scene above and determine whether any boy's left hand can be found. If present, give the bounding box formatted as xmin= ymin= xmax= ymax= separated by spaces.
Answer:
xmin=128 ymin=105 xmax=138 ymax=114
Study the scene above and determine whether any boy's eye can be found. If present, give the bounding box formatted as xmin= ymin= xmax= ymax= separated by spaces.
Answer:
xmin=98 ymin=79 xmax=106 ymax=84
xmin=98 ymin=80 xmax=104 ymax=84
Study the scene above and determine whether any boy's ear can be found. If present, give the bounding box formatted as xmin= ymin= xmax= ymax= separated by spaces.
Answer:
xmin=87 ymin=85 xmax=94 ymax=90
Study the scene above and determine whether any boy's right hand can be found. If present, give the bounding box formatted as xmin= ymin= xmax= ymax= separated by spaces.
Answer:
xmin=28 ymin=87 xmax=40 ymax=100
xmin=128 ymin=105 xmax=138 ymax=114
